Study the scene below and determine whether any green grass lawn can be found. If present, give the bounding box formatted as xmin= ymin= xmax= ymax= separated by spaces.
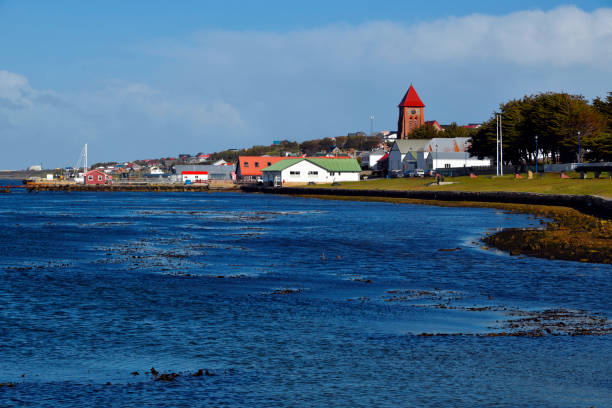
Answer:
xmin=308 ymin=172 xmax=612 ymax=198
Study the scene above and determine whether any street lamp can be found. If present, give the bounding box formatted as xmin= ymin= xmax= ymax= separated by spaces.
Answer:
xmin=435 ymin=143 xmax=438 ymax=171
xmin=535 ymin=135 xmax=538 ymax=173
xmin=577 ymin=131 xmax=581 ymax=165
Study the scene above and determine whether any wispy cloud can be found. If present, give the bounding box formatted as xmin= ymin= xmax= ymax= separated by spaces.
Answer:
xmin=0 ymin=71 xmax=244 ymax=167
xmin=149 ymin=6 xmax=612 ymax=68
xmin=1 ymin=6 xmax=611 ymax=169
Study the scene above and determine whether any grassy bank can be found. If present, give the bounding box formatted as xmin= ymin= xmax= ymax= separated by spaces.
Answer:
xmin=292 ymin=194 xmax=612 ymax=265
xmin=306 ymin=172 xmax=612 ymax=198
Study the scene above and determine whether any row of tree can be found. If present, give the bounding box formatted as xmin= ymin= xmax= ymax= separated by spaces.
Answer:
xmin=409 ymin=122 xmax=477 ymax=140
xmin=209 ymin=134 xmax=382 ymax=161
xmin=299 ymin=134 xmax=381 ymax=155
xmin=469 ymin=92 xmax=612 ymax=164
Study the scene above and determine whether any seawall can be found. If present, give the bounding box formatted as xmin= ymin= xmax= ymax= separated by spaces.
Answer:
xmin=241 ymin=186 xmax=612 ymax=220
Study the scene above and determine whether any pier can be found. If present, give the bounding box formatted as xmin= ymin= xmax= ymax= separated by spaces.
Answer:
xmin=4 ymin=183 xmax=239 ymax=193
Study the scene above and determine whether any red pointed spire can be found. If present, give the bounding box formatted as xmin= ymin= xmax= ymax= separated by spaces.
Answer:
xmin=398 ymin=84 xmax=425 ymax=108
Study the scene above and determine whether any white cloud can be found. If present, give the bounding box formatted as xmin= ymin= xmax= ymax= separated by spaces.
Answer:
xmin=0 ymin=72 xmax=244 ymax=168
xmin=2 ymin=6 xmax=611 ymax=169
xmin=0 ymin=70 xmax=34 ymax=109
xmin=149 ymin=6 xmax=612 ymax=69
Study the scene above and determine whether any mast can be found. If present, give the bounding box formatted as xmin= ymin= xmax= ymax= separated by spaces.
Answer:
xmin=499 ymin=116 xmax=503 ymax=176
xmin=496 ymin=114 xmax=499 ymax=176
xmin=84 ymin=143 xmax=88 ymax=174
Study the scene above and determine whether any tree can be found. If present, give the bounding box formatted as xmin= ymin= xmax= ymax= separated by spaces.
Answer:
xmin=409 ymin=123 xmax=440 ymax=139
xmin=443 ymin=122 xmax=475 ymax=139
xmin=591 ymin=92 xmax=612 ymax=161
xmin=470 ymin=91 xmax=611 ymax=165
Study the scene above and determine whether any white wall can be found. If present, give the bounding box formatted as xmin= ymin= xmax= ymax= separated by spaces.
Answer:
xmin=263 ymin=160 xmax=359 ymax=184
xmin=428 ymin=154 xmax=491 ymax=170
xmin=182 ymin=173 xmax=209 ymax=183
xmin=363 ymin=152 xmax=385 ymax=169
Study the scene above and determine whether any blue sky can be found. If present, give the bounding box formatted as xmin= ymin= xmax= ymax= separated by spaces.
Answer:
xmin=1 ymin=0 xmax=611 ymax=169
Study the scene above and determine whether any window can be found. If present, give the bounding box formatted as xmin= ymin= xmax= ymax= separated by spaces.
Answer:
xmin=255 ymin=162 xmax=259 ymax=167
xmin=308 ymin=171 xmax=318 ymax=176
xmin=330 ymin=172 xmax=335 ymax=176
xmin=289 ymin=171 xmax=300 ymax=176
xmin=98 ymin=175 xmax=102 ymax=181
xmin=267 ymin=162 xmax=271 ymax=166
xmin=244 ymin=162 xmax=249 ymax=167
xmin=88 ymin=175 xmax=93 ymax=180
xmin=444 ymin=164 xmax=451 ymax=169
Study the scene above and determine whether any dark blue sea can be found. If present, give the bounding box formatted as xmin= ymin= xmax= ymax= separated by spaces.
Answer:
xmin=0 ymin=184 xmax=610 ymax=407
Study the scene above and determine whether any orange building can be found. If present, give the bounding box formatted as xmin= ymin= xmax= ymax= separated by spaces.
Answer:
xmin=397 ymin=84 xmax=425 ymax=139
xmin=237 ymin=156 xmax=289 ymax=180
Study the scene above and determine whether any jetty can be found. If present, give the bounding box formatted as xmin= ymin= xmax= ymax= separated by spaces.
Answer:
xmin=4 ymin=182 xmax=239 ymax=193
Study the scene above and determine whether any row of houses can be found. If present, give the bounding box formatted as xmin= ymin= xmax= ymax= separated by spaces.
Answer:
xmin=85 ymin=139 xmax=489 ymax=185
xmin=165 ymin=155 xmax=362 ymax=186
xmin=166 ymin=136 xmax=490 ymax=186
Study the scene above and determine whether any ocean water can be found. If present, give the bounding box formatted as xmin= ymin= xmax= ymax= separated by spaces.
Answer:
xmin=0 ymin=187 xmax=610 ymax=407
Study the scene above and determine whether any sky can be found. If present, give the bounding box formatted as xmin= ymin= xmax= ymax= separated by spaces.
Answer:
xmin=1 ymin=0 xmax=612 ymax=169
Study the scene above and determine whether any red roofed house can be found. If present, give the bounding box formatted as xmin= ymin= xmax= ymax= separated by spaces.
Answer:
xmin=397 ymin=84 xmax=425 ymax=139
xmin=182 ymin=171 xmax=209 ymax=184
xmin=84 ymin=169 xmax=112 ymax=185
xmin=236 ymin=156 xmax=289 ymax=181
xmin=424 ymin=120 xmax=443 ymax=132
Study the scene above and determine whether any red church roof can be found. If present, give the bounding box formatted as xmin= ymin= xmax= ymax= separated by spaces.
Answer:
xmin=398 ymin=85 xmax=425 ymax=108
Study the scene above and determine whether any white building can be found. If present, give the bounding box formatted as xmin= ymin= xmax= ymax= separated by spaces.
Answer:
xmin=428 ymin=152 xmax=491 ymax=171
xmin=361 ymin=149 xmax=386 ymax=169
xmin=182 ymin=171 xmax=209 ymax=184
xmin=388 ymin=139 xmax=431 ymax=172
xmin=262 ymin=158 xmax=361 ymax=186
xmin=389 ymin=138 xmax=490 ymax=172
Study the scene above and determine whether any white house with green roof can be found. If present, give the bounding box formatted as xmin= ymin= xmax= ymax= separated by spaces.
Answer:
xmin=262 ymin=158 xmax=361 ymax=185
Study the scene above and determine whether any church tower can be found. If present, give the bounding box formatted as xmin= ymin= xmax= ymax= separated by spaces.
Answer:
xmin=397 ymin=84 xmax=425 ymax=139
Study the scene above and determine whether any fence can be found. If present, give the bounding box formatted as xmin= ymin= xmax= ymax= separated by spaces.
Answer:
xmin=435 ymin=163 xmax=585 ymax=177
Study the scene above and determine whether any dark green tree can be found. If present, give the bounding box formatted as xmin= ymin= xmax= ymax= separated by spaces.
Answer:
xmin=409 ymin=123 xmax=440 ymax=139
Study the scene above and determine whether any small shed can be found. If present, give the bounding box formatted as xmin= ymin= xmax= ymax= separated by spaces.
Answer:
xmin=182 ymin=171 xmax=209 ymax=184
xmin=84 ymin=169 xmax=112 ymax=185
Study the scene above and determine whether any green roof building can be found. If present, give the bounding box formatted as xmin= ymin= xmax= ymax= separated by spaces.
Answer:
xmin=262 ymin=158 xmax=361 ymax=186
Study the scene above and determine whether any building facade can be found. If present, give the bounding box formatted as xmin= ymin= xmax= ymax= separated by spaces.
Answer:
xmin=84 ymin=169 xmax=112 ymax=185
xmin=389 ymin=138 xmax=491 ymax=172
xmin=236 ymin=156 xmax=289 ymax=181
xmin=397 ymin=84 xmax=425 ymax=139
xmin=262 ymin=158 xmax=361 ymax=186
xmin=181 ymin=171 xmax=209 ymax=183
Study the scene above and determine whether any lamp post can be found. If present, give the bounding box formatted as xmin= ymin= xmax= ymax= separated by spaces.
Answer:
xmin=496 ymin=113 xmax=501 ymax=176
xmin=499 ymin=114 xmax=503 ymax=176
xmin=435 ymin=143 xmax=438 ymax=172
xmin=577 ymin=131 xmax=581 ymax=165
xmin=464 ymin=140 xmax=468 ymax=168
